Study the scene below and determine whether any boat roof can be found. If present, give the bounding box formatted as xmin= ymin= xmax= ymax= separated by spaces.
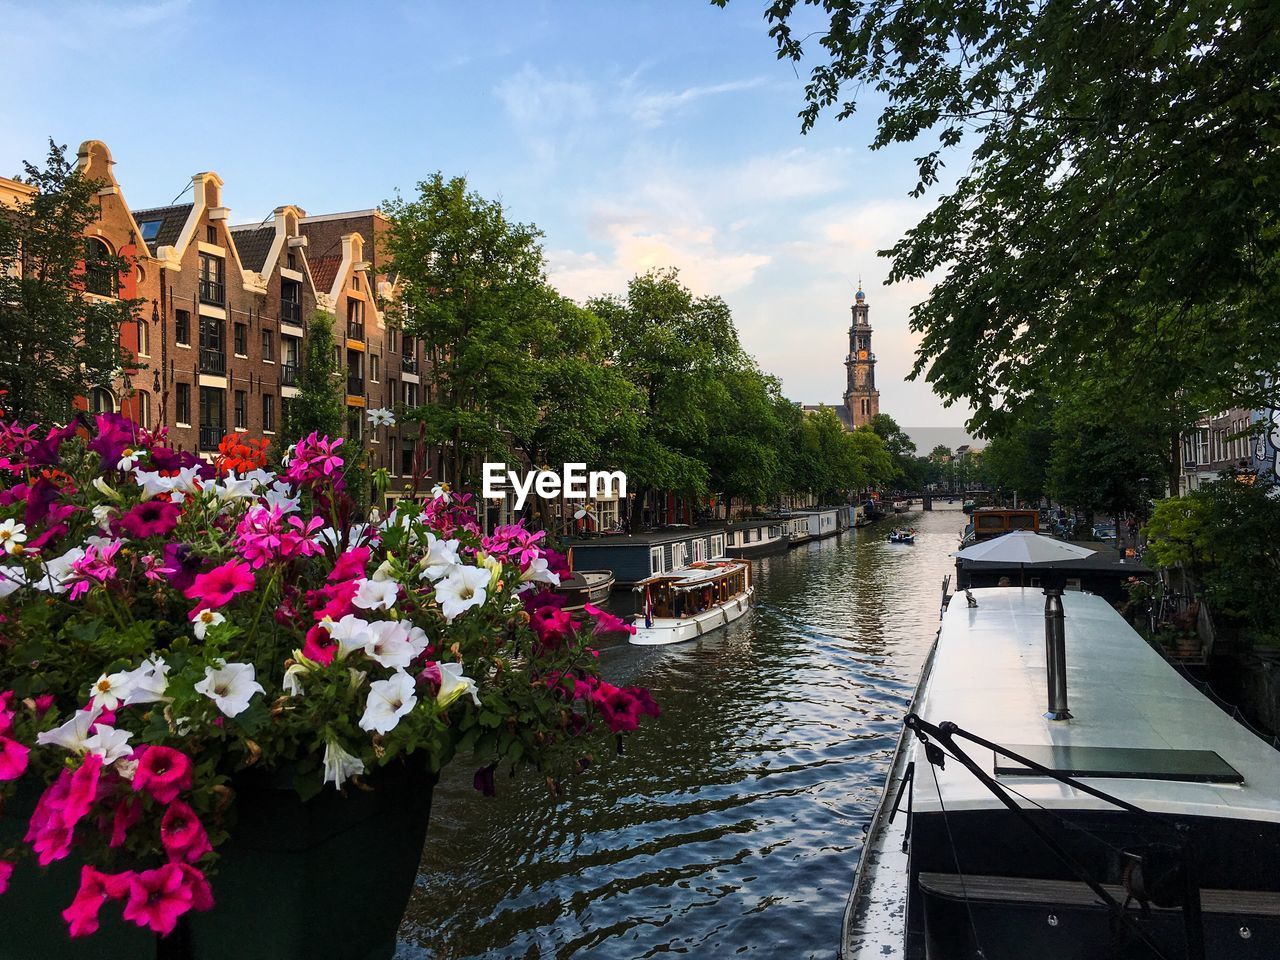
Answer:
xmin=569 ymin=526 xmax=726 ymax=547
xmin=914 ymin=588 xmax=1280 ymax=822
xmin=633 ymin=561 xmax=749 ymax=589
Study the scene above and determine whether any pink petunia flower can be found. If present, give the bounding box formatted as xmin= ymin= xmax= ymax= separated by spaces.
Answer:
xmin=160 ymin=801 xmax=212 ymax=864
xmin=108 ymin=795 xmax=143 ymax=848
xmin=60 ymin=754 xmax=104 ymax=832
xmin=122 ymin=864 xmax=195 ymax=936
xmin=0 ymin=735 xmax=30 ymax=781
xmin=302 ymin=623 xmax=338 ymax=666
xmin=184 ymin=559 xmax=255 ymax=616
xmin=327 ymin=546 xmax=371 ymax=582
xmin=62 ymin=865 xmax=133 ymax=938
xmin=131 ymin=746 xmax=193 ymax=805
xmin=584 ymin=603 xmax=636 ymax=637
xmin=68 ymin=540 xmax=123 ymax=600
xmin=590 ymin=682 xmax=643 ymax=733
xmin=119 ymin=499 xmax=182 ymax=539
xmin=0 ymin=859 xmax=12 ymax=895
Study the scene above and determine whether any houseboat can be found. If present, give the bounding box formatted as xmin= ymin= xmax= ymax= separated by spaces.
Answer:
xmin=723 ymin=519 xmax=790 ymax=558
xmin=797 ymin=507 xmax=841 ymax=541
xmin=629 ymin=560 xmax=753 ymax=646
xmin=961 ymin=507 xmax=1039 ymax=545
xmin=842 ymin=586 xmax=1280 ymax=959
xmin=553 ymin=569 xmax=616 ymax=611
xmin=784 ymin=514 xmax=812 ymax=548
xmin=566 ymin=527 xmax=727 ymax=587
xmin=859 ymin=500 xmax=882 ymax=525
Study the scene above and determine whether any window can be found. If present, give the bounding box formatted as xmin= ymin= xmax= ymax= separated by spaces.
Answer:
xmin=90 ymin=386 xmax=115 ymax=414
xmin=176 ymin=383 xmax=191 ymax=425
xmin=136 ymin=391 xmax=151 ymax=430
xmin=287 ymin=252 xmax=297 ymax=271
xmin=352 ymin=273 xmax=361 ymax=291
xmin=671 ymin=542 xmax=686 ymax=569
xmin=234 ymin=323 xmax=247 ymax=356
xmin=388 ymin=377 xmax=398 ymax=407
xmin=693 ymin=539 xmax=706 ymax=562
xmin=347 ymin=350 xmax=364 ymax=395
xmin=199 ymin=387 xmax=224 ymax=450
xmin=400 ymin=440 xmax=415 ymax=477
xmin=234 ymin=390 xmax=247 ymax=430
xmin=84 ymin=238 xmax=116 ymax=297
xmin=710 ymin=534 xmax=725 ymax=557
xmin=404 ymin=381 xmax=418 ymax=406
xmin=262 ymin=394 xmax=276 ymax=432
xmin=281 ymin=279 xmax=302 ymax=324
xmin=206 ymin=225 xmax=217 ymax=245
xmin=198 ymin=318 xmax=225 ymax=375
xmin=370 ymin=354 xmax=380 ymax=382
xmin=649 ymin=546 xmax=664 ymax=574
xmin=139 ymin=220 xmax=162 ymax=242
xmin=262 ymin=328 xmax=275 ymax=362
xmin=346 ymin=298 xmax=364 ymax=340
xmin=137 ymin=317 xmax=150 ymax=357
xmin=387 ymin=328 xmax=397 ymax=353
xmin=282 ymin=336 xmax=300 ymax=386
xmin=347 ymin=406 xmax=364 ymax=442
xmin=199 ymin=254 xmax=224 ymax=305
xmin=176 ymin=309 xmax=191 ymax=345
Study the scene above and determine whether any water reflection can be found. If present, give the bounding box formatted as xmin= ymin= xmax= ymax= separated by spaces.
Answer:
xmin=398 ymin=505 xmax=965 ymax=959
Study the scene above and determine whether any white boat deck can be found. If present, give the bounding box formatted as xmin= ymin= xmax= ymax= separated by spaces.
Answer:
xmin=915 ymin=588 xmax=1280 ymax=821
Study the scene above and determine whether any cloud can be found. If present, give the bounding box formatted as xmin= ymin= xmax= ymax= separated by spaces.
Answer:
xmin=627 ymin=77 xmax=768 ymax=128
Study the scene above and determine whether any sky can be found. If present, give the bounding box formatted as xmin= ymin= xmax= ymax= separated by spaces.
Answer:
xmin=0 ymin=0 xmax=973 ymax=436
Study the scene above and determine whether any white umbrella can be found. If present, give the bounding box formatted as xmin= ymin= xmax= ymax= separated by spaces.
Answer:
xmin=953 ymin=530 xmax=1096 ymax=564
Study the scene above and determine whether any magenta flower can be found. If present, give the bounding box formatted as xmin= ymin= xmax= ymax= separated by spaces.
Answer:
xmin=107 ymin=795 xmax=143 ymax=848
xmin=584 ymin=603 xmax=636 ymax=637
xmin=68 ymin=540 xmax=123 ymax=600
xmin=61 ymin=754 xmax=104 ymax=832
xmin=327 ymin=546 xmax=371 ymax=582
xmin=62 ymin=865 xmax=132 ymax=938
xmin=302 ymin=624 xmax=338 ymax=666
xmin=25 ymin=771 xmax=75 ymax=865
xmin=530 ymin=604 xmax=575 ymax=649
xmin=161 ymin=542 xmax=201 ymax=592
xmin=0 ymin=735 xmax=30 ymax=781
xmin=132 ymin=746 xmax=193 ymax=805
xmin=88 ymin=412 xmax=142 ymax=467
xmin=160 ymin=801 xmax=212 ymax=864
xmin=119 ymin=499 xmax=182 ymax=539
xmin=184 ymin=559 xmax=255 ymax=615
xmin=284 ymin=432 xmax=346 ymax=489
xmin=590 ymin=682 xmax=643 ymax=733
xmin=0 ymin=859 xmax=12 ymax=895
xmin=177 ymin=863 xmax=214 ymax=912
xmin=122 ymin=864 xmax=195 ymax=936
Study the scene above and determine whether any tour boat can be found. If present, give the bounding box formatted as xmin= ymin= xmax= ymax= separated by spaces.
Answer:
xmin=887 ymin=528 xmax=916 ymax=544
xmin=629 ymin=560 xmax=753 ymax=646
xmin=842 ymin=586 xmax=1280 ymax=959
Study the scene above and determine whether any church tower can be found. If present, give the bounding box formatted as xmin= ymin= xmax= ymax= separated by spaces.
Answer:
xmin=843 ymin=282 xmax=880 ymax=428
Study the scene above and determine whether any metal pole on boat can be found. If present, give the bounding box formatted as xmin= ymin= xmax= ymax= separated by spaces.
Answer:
xmin=1044 ymin=586 xmax=1072 ymax=720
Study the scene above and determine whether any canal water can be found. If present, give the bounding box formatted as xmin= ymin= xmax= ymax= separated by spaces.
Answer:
xmin=396 ymin=504 xmax=966 ymax=959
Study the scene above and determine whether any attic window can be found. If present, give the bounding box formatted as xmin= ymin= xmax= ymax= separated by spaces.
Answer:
xmin=206 ymin=226 xmax=217 ymax=245
xmin=139 ymin=220 xmax=162 ymax=242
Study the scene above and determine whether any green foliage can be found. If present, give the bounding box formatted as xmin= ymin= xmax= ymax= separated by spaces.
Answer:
xmin=868 ymin=413 xmax=917 ymax=487
xmin=790 ymin=408 xmax=892 ymax=501
xmin=1146 ymin=479 xmax=1280 ymax=641
xmin=0 ymin=140 xmax=135 ymax=422
xmin=728 ymin=0 xmax=1280 ymax=433
xmin=703 ymin=367 xmax=790 ymax=514
xmin=981 ymin=421 xmax=1054 ymax=503
xmin=282 ymin=310 xmax=345 ymax=448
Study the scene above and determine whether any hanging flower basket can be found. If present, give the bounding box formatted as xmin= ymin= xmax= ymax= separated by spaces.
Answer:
xmin=0 ymin=414 xmax=656 ymax=955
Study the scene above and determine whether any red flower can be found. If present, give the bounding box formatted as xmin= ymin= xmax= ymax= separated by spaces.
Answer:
xmin=160 ymin=801 xmax=212 ymax=864
xmin=62 ymin=865 xmax=132 ymax=938
xmin=302 ymin=623 xmax=337 ymax=666
xmin=122 ymin=864 xmax=196 ymax=936
xmin=184 ymin=559 xmax=255 ymax=615
xmin=132 ymin=746 xmax=193 ymax=805
xmin=119 ymin=499 xmax=182 ymax=539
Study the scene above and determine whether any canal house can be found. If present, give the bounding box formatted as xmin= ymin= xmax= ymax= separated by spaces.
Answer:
xmin=568 ymin=527 xmax=727 ymax=587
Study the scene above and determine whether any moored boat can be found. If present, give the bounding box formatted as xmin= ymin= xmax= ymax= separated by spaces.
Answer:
xmin=842 ymin=585 xmax=1280 ymax=959
xmin=724 ymin=519 xmax=790 ymax=558
xmin=629 ymin=560 xmax=753 ymax=646
xmin=553 ymin=568 xmax=616 ymax=611
xmin=891 ymin=499 xmax=910 ymax=513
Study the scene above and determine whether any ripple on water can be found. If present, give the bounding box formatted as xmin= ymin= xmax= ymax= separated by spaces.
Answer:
xmin=397 ymin=507 xmax=962 ymax=960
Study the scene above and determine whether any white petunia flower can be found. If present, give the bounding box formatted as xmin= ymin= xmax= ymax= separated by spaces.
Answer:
xmin=92 ymin=504 xmax=116 ymax=529
xmin=363 ymin=620 xmax=416 ymax=670
xmin=194 ymin=661 xmax=265 ymax=717
xmin=83 ymin=723 xmax=134 ymax=766
xmin=192 ymin=608 xmax=226 ymax=640
xmin=89 ymin=671 xmax=135 ymax=711
xmin=358 ymin=670 xmax=418 ymax=734
xmin=519 ymin=556 xmax=561 ymax=588
xmin=419 ymin=532 xmax=461 ymax=582
xmin=352 ymin=577 xmax=398 ymax=611
xmin=36 ymin=706 xmax=104 ymax=754
xmin=282 ymin=661 xmax=309 ymax=697
xmin=262 ymin=480 xmax=300 ymax=514
xmin=214 ymin=473 xmax=256 ymax=501
xmin=322 ymin=738 xmax=365 ymax=789
xmin=0 ymin=519 xmax=27 ymax=555
xmin=366 ymin=407 xmax=396 ymax=428
xmin=121 ymin=656 xmax=170 ymax=706
xmin=436 ymin=662 xmax=481 ymax=709
xmin=0 ymin=565 xmax=25 ymax=598
xmin=242 ymin=468 xmax=274 ymax=489
xmin=434 ymin=565 xmax=491 ymax=622
xmin=322 ymin=614 xmax=375 ymax=660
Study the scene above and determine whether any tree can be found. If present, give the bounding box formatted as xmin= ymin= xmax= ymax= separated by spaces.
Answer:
xmin=703 ymin=367 xmax=789 ymax=517
xmin=980 ymin=421 xmax=1055 ymax=504
xmin=282 ymin=310 xmax=344 ymax=447
xmin=0 ymin=140 xmax=135 ymax=423
xmin=382 ymin=173 xmax=549 ymax=486
xmin=726 ymin=0 xmax=1280 ymax=434
xmin=868 ymin=413 xmax=917 ymax=488
xmin=928 ymin=445 xmax=952 ymax=461
xmin=589 ymin=269 xmax=747 ymax=528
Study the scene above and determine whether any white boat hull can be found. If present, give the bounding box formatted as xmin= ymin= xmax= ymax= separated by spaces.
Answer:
xmin=628 ymin=587 xmax=754 ymax=646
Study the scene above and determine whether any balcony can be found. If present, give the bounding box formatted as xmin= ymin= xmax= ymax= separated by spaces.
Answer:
xmin=198 ymin=424 xmax=224 ymax=452
xmin=199 ymin=279 xmax=225 ymax=306
xmin=346 ymin=320 xmax=365 ymax=341
xmin=347 ymin=375 xmax=364 ymax=396
xmin=199 ymin=348 xmax=226 ymax=376
xmin=282 ymin=299 xmax=302 ymax=325
xmin=282 ymin=363 xmax=299 ymax=387
xmin=401 ymin=355 xmax=418 ymax=374
xmin=84 ymin=264 xmax=117 ymax=298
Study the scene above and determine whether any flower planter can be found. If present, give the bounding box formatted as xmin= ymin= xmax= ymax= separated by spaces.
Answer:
xmin=0 ymin=757 xmax=436 ymax=960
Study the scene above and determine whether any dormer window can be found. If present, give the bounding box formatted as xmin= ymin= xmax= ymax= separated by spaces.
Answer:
xmin=287 ymin=252 xmax=297 ymax=270
xmin=206 ymin=225 xmax=217 ymax=245
xmin=139 ymin=220 xmax=162 ymax=243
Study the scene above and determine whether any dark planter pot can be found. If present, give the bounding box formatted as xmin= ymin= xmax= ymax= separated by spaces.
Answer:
xmin=0 ymin=757 xmax=436 ymax=960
